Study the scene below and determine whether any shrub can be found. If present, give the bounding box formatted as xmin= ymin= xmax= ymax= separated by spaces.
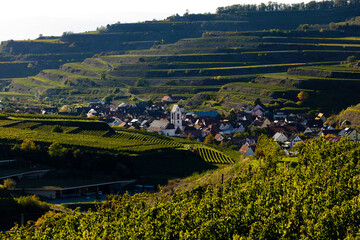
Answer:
xmin=15 ymin=195 xmax=49 ymax=212
xmin=48 ymin=143 xmax=68 ymax=158
xmin=1 ymin=178 xmax=16 ymax=190
xmin=51 ymin=125 xmax=63 ymax=133
xmin=20 ymin=139 xmax=37 ymax=152
xmin=347 ymin=55 xmax=357 ymax=63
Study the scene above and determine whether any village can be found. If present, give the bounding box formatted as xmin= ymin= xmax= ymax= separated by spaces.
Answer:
xmin=3 ymin=95 xmax=359 ymax=157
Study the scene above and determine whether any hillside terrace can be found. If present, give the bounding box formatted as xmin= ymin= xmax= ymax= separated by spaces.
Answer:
xmin=2 ymin=98 xmax=358 ymax=154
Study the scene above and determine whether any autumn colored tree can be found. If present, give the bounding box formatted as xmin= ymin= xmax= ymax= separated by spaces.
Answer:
xmin=20 ymin=139 xmax=37 ymax=152
xmin=297 ymin=91 xmax=309 ymax=102
xmin=2 ymin=178 xmax=16 ymax=190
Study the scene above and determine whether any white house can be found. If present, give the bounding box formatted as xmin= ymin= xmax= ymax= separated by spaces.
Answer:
xmin=285 ymin=135 xmax=303 ymax=148
xmin=118 ymin=103 xmax=128 ymax=108
xmin=304 ymin=127 xmax=313 ymax=134
xmin=87 ymin=109 xmax=97 ymax=118
xmin=148 ymin=119 xmax=179 ymax=137
xmin=273 ymin=132 xmax=288 ymax=143
xmin=109 ymin=118 xmax=123 ymax=127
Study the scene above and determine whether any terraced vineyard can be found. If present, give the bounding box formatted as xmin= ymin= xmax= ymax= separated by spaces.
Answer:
xmin=3 ymin=27 xmax=360 ymax=112
xmin=254 ymin=62 xmax=360 ymax=111
xmin=1 ymin=4 xmax=360 ymax=111
xmin=0 ymin=114 xmax=236 ymax=165
xmin=108 ymin=130 xmax=183 ymax=147
xmin=193 ymin=145 xmax=234 ymax=164
xmin=0 ymin=119 xmax=20 ymax=127
xmin=0 ymin=123 xmax=177 ymax=154
xmin=69 ymin=129 xmax=110 ymax=137
xmin=32 ymin=125 xmax=78 ymax=133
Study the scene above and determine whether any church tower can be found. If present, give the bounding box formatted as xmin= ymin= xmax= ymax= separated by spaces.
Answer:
xmin=171 ymin=105 xmax=183 ymax=130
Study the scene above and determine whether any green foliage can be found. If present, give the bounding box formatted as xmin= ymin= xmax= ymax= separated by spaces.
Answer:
xmin=252 ymin=127 xmax=267 ymax=137
xmin=186 ymin=133 xmax=194 ymax=141
xmin=255 ymin=134 xmax=282 ymax=176
xmin=347 ymin=55 xmax=357 ymax=63
xmin=1 ymin=178 xmax=16 ymax=190
xmin=227 ymin=109 xmax=237 ymax=122
xmin=51 ymin=125 xmax=63 ymax=133
xmin=102 ymin=95 xmax=113 ymax=103
xmin=254 ymin=98 xmax=262 ymax=106
xmin=3 ymin=138 xmax=360 ymax=238
xmin=3 ymin=107 xmax=15 ymax=113
xmin=204 ymin=133 xmax=216 ymax=145
xmin=15 ymin=195 xmax=49 ymax=212
xmin=48 ymin=143 xmax=68 ymax=158
xmin=233 ymin=131 xmax=249 ymax=138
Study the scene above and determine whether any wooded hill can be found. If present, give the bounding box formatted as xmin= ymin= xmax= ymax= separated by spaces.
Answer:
xmin=2 ymin=2 xmax=360 ymax=111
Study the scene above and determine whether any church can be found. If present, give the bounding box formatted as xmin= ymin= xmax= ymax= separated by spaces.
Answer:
xmin=169 ymin=104 xmax=185 ymax=136
xmin=147 ymin=104 xmax=184 ymax=137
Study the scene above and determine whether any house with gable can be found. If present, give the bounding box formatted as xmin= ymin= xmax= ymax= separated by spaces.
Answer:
xmin=239 ymin=144 xmax=256 ymax=156
xmin=232 ymin=123 xmax=245 ymax=134
xmin=214 ymin=133 xmax=225 ymax=142
xmin=243 ymin=104 xmax=253 ymax=114
xmin=338 ymin=128 xmax=360 ymax=141
xmin=251 ymin=104 xmax=267 ymax=117
xmin=161 ymin=95 xmax=174 ymax=103
xmin=219 ymin=120 xmax=235 ymax=134
xmin=148 ymin=119 xmax=178 ymax=136
xmin=87 ymin=109 xmax=98 ymax=118
xmin=285 ymin=134 xmax=303 ymax=148
xmin=304 ymin=127 xmax=313 ymax=134
xmin=273 ymin=132 xmax=288 ymax=143
xmin=108 ymin=117 xmax=123 ymax=127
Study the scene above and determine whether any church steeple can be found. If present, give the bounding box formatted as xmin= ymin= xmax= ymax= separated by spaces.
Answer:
xmin=171 ymin=105 xmax=183 ymax=130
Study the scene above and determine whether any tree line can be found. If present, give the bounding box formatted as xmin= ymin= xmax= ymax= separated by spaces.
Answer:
xmin=216 ymin=0 xmax=360 ymax=14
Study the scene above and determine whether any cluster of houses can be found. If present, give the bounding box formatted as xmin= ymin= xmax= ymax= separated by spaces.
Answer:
xmin=5 ymin=96 xmax=360 ymax=156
